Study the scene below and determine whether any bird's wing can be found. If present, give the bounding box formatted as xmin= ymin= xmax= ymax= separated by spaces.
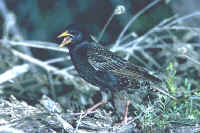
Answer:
xmin=87 ymin=45 xmax=162 ymax=86
xmin=87 ymin=45 xmax=177 ymax=100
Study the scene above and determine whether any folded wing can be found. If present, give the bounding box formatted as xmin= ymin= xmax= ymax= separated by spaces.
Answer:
xmin=87 ymin=45 xmax=162 ymax=89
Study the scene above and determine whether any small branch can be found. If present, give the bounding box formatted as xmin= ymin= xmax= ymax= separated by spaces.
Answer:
xmin=45 ymin=57 xmax=70 ymax=64
xmin=2 ymin=40 xmax=68 ymax=52
xmin=40 ymin=95 xmax=74 ymax=132
xmin=179 ymin=54 xmax=200 ymax=66
xmin=98 ymin=12 xmax=115 ymax=42
xmin=11 ymin=49 xmax=74 ymax=79
xmin=167 ymin=12 xmax=200 ymax=27
xmin=0 ymin=64 xmax=29 ymax=84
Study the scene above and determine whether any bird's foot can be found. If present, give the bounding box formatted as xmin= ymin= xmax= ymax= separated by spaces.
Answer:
xmin=83 ymin=99 xmax=107 ymax=117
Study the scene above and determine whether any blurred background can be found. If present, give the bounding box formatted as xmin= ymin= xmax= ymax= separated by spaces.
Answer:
xmin=1 ymin=0 xmax=166 ymax=68
xmin=2 ymin=0 xmax=172 ymax=41
xmin=0 ymin=0 xmax=200 ymax=132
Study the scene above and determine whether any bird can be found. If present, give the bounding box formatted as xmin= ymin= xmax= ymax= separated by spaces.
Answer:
xmin=57 ymin=24 xmax=176 ymax=123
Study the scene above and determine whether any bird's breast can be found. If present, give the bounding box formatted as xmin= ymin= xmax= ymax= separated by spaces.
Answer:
xmin=70 ymin=46 xmax=98 ymax=83
xmin=69 ymin=44 xmax=118 ymax=90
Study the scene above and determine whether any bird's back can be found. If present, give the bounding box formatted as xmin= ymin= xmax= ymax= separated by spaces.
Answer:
xmin=87 ymin=43 xmax=162 ymax=90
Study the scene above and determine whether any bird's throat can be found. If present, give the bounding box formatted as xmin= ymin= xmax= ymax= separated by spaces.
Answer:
xmin=69 ymin=42 xmax=89 ymax=67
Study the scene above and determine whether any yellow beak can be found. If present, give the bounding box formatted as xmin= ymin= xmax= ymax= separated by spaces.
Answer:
xmin=57 ymin=31 xmax=73 ymax=47
xmin=57 ymin=31 xmax=72 ymax=38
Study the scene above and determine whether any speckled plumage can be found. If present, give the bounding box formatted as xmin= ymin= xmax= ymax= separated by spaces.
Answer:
xmin=87 ymin=44 xmax=162 ymax=91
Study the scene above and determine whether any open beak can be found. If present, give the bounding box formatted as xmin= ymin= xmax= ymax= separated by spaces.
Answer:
xmin=57 ymin=31 xmax=73 ymax=48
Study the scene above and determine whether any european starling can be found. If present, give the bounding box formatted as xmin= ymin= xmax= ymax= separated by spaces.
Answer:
xmin=57 ymin=24 xmax=175 ymax=122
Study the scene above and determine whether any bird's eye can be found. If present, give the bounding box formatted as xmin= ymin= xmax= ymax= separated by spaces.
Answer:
xmin=70 ymin=31 xmax=78 ymax=35
xmin=70 ymin=31 xmax=82 ymax=39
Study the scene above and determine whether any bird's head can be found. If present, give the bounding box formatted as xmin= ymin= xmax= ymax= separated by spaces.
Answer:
xmin=57 ymin=24 xmax=90 ymax=48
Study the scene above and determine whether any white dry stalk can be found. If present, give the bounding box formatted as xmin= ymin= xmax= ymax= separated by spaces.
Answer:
xmin=114 ymin=0 xmax=161 ymax=48
xmin=0 ymin=64 xmax=29 ymax=84
xmin=98 ymin=5 xmax=126 ymax=42
xmin=9 ymin=49 xmax=93 ymax=91
xmin=11 ymin=49 xmax=74 ymax=79
xmin=55 ymin=113 xmax=74 ymax=133
xmin=4 ymin=40 xmax=68 ymax=52
xmin=0 ymin=126 xmax=24 ymax=133
xmin=40 ymin=95 xmax=74 ymax=132
xmin=40 ymin=95 xmax=63 ymax=113
xmin=112 ymin=12 xmax=200 ymax=68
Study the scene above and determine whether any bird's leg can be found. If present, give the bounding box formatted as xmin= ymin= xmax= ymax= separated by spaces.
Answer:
xmin=84 ymin=99 xmax=106 ymax=116
xmin=120 ymin=100 xmax=130 ymax=124
xmin=83 ymin=91 xmax=107 ymax=117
